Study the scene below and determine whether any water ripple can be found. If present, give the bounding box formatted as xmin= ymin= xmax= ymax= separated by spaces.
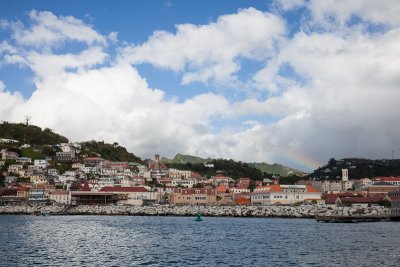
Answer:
xmin=1 ymin=215 xmax=400 ymax=266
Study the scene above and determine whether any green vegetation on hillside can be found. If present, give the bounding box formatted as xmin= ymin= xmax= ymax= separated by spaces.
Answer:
xmin=80 ymin=141 xmax=143 ymax=163
xmin=161 ymin=153 xmax=209 ymax=165
xmin=0 ymin=122 xmax=68 ymax=145
xmin=309 ymin=158 xmax=400 ymax=180
xmin=250 ymin=162 xmax=306 ymax=177
xmin=162 ymin=153 xmax=302 ymax=177
xmin=166 ymin=158 xmax=265 ymax=180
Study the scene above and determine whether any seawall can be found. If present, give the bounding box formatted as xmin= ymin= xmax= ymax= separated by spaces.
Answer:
xmin=0 ymin=203 xmax=391 ymax=218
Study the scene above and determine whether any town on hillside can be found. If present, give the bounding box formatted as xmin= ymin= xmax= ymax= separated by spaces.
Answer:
xmin=0 ymin=138 xmax=400 ymax=209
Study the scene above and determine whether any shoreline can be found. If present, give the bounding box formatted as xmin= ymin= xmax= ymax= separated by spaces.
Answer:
xmin=0 ymin=203 xmax=391 ymax=219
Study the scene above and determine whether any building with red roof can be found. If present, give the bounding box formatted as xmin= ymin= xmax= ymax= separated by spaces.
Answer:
xmin=251 ymin=184 xmax=322 ymax=205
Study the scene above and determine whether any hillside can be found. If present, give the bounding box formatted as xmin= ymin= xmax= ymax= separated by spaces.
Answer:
xmin=80 ymin=141 xmax=143 ymax=163
xmin=249 ymin=163 xmax=306 ymax=177
xmin=162 ymin=153 xmax=302 ymax=177
xmin=161 ymin=153 xmax=210 ymax=165
xmin=0 ymin=122 xmax=68 ymax=145
xmin=308 ymin=158 xmax=400 ymax=180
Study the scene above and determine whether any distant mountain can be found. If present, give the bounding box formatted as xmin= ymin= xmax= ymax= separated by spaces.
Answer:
xmin=162 ymin=153 xmax=303 ymax=177
xmin=308 ymin=158 xmax=400 ymax=180
xmin=0 ymin=122 xmax=68 ymax=145
xmin=249 ymin=163 xmax=306 ymax=177
xmin=161 ymin=153 xmax=211 ymax=165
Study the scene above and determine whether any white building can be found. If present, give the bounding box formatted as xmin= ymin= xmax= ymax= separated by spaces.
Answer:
xmin=49 ymin=190 xmax=71 ymax=204
xmin=251 ymin=185 xmax=322 ymax=205
xmin=168 ymin=169 xmax=192 ymax=179
xmin=171 ymin=178 xmax=195 ymax=188
xmin=34 ymin=159 xmax=48 ymax=169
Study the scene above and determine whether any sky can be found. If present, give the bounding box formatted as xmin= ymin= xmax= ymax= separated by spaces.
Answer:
xmin=1 ymin=0 xmax=400 ymax=172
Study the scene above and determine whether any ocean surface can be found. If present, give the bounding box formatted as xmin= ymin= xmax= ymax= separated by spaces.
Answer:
xmin=0 ymin=215 xmax=399 ymax=266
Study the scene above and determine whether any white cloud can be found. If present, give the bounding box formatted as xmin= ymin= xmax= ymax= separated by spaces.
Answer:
xmin=275 ymin=0 xmax=306 ymax=11
xmin=307 ymin=0 xmax=400 ymax=28
xmin=120 ymin=7 xmax=286 ymax=86
xmin=10 ymin=10 xmax=106 ymax=49
xmin=1 ymin=7 xmax=400 ymax=171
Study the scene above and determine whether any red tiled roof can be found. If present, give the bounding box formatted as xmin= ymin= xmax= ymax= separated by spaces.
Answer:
xmin=99 ymin=187 xmax=149 ymax=193
xmin=254 ymin=185 xmax=282 ymax=193
xmin=306 ymin=185 xmax=320 ymax=193
xmin=339 ymin=194 xmax=385 ymax=204
xmin=216 ymin=185 xmax=227 ymax=193
xmin=379 ymin=177 xmax=400 ymax=182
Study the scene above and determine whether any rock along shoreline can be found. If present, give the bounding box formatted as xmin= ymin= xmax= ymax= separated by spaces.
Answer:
xmin=0 ymin=203 xmax=391 ymax=219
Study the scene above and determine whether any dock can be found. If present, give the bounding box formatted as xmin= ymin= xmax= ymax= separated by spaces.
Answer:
xmin=316 ymin=208 xmax=400 ymax=223
xmin=315 ymin=215 xmax=388 ymax=223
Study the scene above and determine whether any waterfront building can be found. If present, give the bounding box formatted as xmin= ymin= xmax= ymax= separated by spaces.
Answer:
xmin=170 ymin=188 xmax=217 ymax=205
xmin=99 ymin=186 xmax=157 ymax=205
xmin=49 ymin=190 xmax=71 ymax=204
xmin=28 ymin=186 xmax=49 ymax=201
xmin=367 ymin=182 xmax=400 ymax=195
xmin=251 ymin=185 xmax=321 ymax=205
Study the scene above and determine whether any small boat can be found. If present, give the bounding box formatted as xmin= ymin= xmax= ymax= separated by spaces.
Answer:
xmin=195 ymin=204 xmax=203 ymax=222
xmin=41 ymin=210 xmax=49 ymax=216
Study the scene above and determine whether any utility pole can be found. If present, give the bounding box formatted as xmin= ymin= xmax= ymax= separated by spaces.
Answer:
xmin=24 ymin=116 xmax=31 ymax=126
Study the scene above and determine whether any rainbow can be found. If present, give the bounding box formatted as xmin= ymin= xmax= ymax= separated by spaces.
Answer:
xmin=270 ymin=144 xmax=322 ymax=172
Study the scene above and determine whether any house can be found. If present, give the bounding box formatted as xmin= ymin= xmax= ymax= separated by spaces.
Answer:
xmin=83 ymin=157 xmax=104 ymax=167
xmin=29 ymin=186 xmax=49 ymax=201
xmin=251 ymin=185 xmax=321 ymax=205
xmin=4 ymin=176 xmax=18 ymax=184
xmin=367 ymin=182 xmax=400 ymax=195
xmin=237 ymin=177 xmax=251 ymax=188
xmin=229 ymin=187 xmax=251 ymax=194
xmin=170 ymin=188 xmax=217 ymax=205
xmin=71 ymin=191 xmax=116 ymax=205
xmin=168 ymin=169 xmax=192 ymax=179
xmin=56 ymin=151 xmax=76 ymax=162
xmin=1 ymin=150 xmax=18 ymax=160
xmin=34 ymin=159 xmax=48 ymax=169
xmin=335 ymin=194 xmax=386 ymax=207
xmin=149 ymin=154 xmax=168 ymax=180
xmin=8 ymin=164 xmax=23 ymax=173
xmin=312 ymin=180 xmax=342 ymax=193
xmin=16 ymin=157 xmax=32 ymax=164
xmin=171 ymin=178 xmax=195 ymax=188
xmin=16 ymin=186 xmax=30 ymax=200
xmin=324 ymin=193 xmax=356 ymax=205
xmin=213 ymin=175 xmax=231 ymax=187
xmin=99 ymin=186 xmax=157 ymax=205
xmin=0 ymin=188 xmax=18 ymax=202
xmin=103 ymin=161 xmax=130 ymax=170
xmin=376 ymin=177 xmax=400 ymax=186
xmin=354 ymin=178 xmax=374 ymax=190
xmin=30 ymin=174 xmax=48 ymax=185
xmin=49 ymin=190 xmax=71 ymax=204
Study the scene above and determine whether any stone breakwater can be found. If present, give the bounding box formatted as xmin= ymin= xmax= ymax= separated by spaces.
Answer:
xmin=0 ymin=204 xmax=391 ymax=218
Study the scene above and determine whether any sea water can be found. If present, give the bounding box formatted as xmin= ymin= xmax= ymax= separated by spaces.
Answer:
xmin=0 ymin=215 xmax=399 ymax=266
